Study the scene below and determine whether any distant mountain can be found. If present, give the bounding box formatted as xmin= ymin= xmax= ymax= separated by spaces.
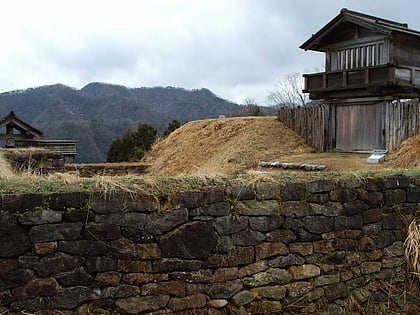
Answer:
xmin=0 ymin=83 xmax=275 ymax=162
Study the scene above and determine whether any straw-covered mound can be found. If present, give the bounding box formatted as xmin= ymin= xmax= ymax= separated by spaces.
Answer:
xmin=143 ymin=116 xmax=312 ymax=175
xmin=387 ymin=133 xmax=420 ymax=168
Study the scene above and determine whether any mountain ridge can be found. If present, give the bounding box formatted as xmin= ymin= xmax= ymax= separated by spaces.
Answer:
xmin=0 ymin=83 xmax=273 ymax=162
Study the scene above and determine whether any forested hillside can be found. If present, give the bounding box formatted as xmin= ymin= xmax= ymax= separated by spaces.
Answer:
xmin=0 ymin=83 xmax=273 ymax=162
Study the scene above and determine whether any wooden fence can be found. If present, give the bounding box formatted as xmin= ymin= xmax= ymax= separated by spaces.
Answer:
xmin=278 ymin=101 xmax=420 ymax=153
xmin=385 ymin=100 xmax=420 ymax=151
xmin=277 ymin=105 xmax=329 ymax=152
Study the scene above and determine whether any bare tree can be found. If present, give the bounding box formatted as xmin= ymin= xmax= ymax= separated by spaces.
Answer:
xmin=267 ymin=72 xmax=309 ymax=108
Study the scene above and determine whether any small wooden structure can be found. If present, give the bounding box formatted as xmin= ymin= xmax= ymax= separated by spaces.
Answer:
xmin=0 ymin=111 xmax=77 ymax=161
xmin=298 ymin=9 xmax=420 ymax=152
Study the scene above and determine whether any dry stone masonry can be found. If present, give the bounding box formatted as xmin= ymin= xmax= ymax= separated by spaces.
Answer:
xmin=0 ymin=175 xmax=419 ymax=314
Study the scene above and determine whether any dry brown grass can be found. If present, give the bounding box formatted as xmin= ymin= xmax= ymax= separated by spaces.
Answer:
xmin=405 ymin=219 xmax=420 ymax=276
xmin=143 ymin=116 xmax=312 ymax=175
xmin=387 ymin=133 xmax=420 ymax=169
xmin=0 ymin=151 xmax=15 ymax=178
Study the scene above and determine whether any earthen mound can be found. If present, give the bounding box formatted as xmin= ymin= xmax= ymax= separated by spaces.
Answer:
xmin=387 ymin=133 xmax=420 ymax=168
xmin=143 ymin=116 xmax=312 ymax=175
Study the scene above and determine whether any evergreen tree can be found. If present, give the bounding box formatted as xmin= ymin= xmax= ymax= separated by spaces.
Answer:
xmin=163 ymin=119 xmax=182 ymax=137
xmin=107 ymin=123 xmax=157 ymax=162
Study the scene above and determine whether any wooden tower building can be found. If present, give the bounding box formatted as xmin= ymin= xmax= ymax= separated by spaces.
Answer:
xmin=300 ymin=8 xmax=420 ymax=152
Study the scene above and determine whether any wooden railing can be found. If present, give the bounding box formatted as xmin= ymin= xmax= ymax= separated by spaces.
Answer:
xmin=14 ymin=139 xmax=77 ymax=156
xmin=303 ymin=64 xmax=420 ymax=92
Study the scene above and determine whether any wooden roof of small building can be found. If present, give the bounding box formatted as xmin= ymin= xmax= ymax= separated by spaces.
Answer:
xmin=0 ymin=111 xmax=43 ymax=138
xmin=300 ymin=8 xmax=420 ymax=52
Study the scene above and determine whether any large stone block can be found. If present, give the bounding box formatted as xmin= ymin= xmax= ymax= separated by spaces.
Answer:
xmin=0 ymin=214 xmax=31 ymax=258
xmin=295 ymin=228 xmax=322 ymax=242
xmin=255 ymin=182 xmax=282 ymax=200
xmin=0 ymin=259 xmax=18 ymax=274
xmin=0 ymin=290 xmax=13 ymax=306
xmin=266 ymin=229 xmax=296 ymax=243
xmin=137 ymin=243 xmax=160 ymax=259
xmin=242 ymin=268 xmax=292 ymax=287
xmin=383 ymin=241 xmax=404 ymax=257
xmin=122 ymin=273 xmax=168 ymax=285
xmin=282 ymin=183 xmax=307 ymax=201
xmin=408 ymin=186 xmax=420 ymax=202
xmin=168 ymin=294 xmax=207 ymax=311
xmin=212 ymin=267 xmax=238 ymax=282
xmin=85 ymin=257 xmax=116 ymax=273
xmin=280 ymin=201 xmax=311 ymax=217
xmin=249 ymin=216 xmax=283 ymax=232
xmin=0 ymin=269 xmax=33 ymax=290
xmin=360 ymin=262 xmax=381 ymax=274
xmin=51 ymin=286 xmax=101 ymax=309
xmin=12 ymin=278 xmax=59 ymax=300
xmin=171 ymin=269 xmax=213 ymax=283
xmin=303 ymin=216 xmax=334 ymax=234
xmin=32 ymin=242 xmax=58 ymax=256
xmin=141 ymin=281 xmax=185 ymax=297
xmin=306 ymin=180 xmax=335 ymax=193
xmin=29 ymin=222 xmax=83 ymax=243
xmin=363 ymin=208 xmax=382 ymax=224
xmin=375 ymin=231 xmax=396 ymax=248
xmin=289 ymin=242 xmax=314 ymax=256
xmin=268 ymin=254 xmax=305 ymax=268
xmin=169 ymin=191 xmax=204 ymax=208
xmin=94 ymin=271 xmax=122 ymax=286
xmin=116 ymin=295 xmax=170 ymax=314
xmin=329 ymin=189 xmax=357 ymax=203
xmin=287 ymin=281 xmax=313 ymax=298
xmin=384 ymin=189 xmax=406 ymax=205
xmin=324 ymin=282 xmax=347 ymax=301
xmin=232 ymin=290 xmax=254 ymax=306
xmin=384 ymin=176 xmax=410 ymax=189
xmin=310 ymin=202 xmax=343 ymax=216
xmin=46 ymin=192 xmax=89 ymax=211
xmin=123 ymin=194 xmax=160 ymax=213
xmin=187 ymin=279 xmax=242 ymax=299
xmin=251 ymin=285 xmax=287 ymax=300
xmin=38 ymin=252 xmax=85 ymax=277
xmin=234 ymin=200 xmax=280 ymax=216
xmin=121 ymin=227 xmax=155 ymax=243
xmin=153 ymin=259 xmax=203 ymax=272
xmin=95 ymin=212 xmax=146 ymax=229
xmin=117 ymin=260 xmax=151 ymax=273
xmin=189 ymin=202 xmax=231 ymax=217
xmin=232 ymin=230 xmax=265 ymax=246
xmin=255 ymin=242 xmax=289 ymax=260
xmin=144 ymin=208 xmax=188 ymax=235
xmin=102 ymin=284 xmax=140 ymax=298
xmin=84 ymin=223 xmax=122 ymax=240
xmin=108 ymin=238 xmax=140 ymax=259
xmin=382 ymin=214 xmax=404 ymax=230
xmin=55 ymin=267 xmax=93 ymax=286
xmin=247 ymin=300 xmax=282 ymax=313
xmin=343 ymin=201 xmax=369 ymax=216
xmin=160 ymin=221 xmax=216 ymax=259
xmin=214 ymin=215 xmax=248 ymax=235
xmin=225 ymin=185 xmax=255 ymax=201
xmin=238 ymin=261 xmax=268 ymax=278
xmin=206 ymin=247 xmax=254 ymax=268
xmin=2 ymin=193 xmax=45 ymax=212
xmin=58 ymin=240 xmax=108 ymax=256
xmin=289 ymin=264 xmax=320 ymax=280
xmin=18 ymin=210 xmax=62 ymax=225
xmin=216 ymin=235 xmax=234 ymax=253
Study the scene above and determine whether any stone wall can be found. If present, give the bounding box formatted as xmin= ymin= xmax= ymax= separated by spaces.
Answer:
xmin=0 ymin=175 xmax=420 ymax=314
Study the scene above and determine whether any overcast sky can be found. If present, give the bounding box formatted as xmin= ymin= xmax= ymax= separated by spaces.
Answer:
xmin=1 ymin=0 xmax=420 ymax=104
